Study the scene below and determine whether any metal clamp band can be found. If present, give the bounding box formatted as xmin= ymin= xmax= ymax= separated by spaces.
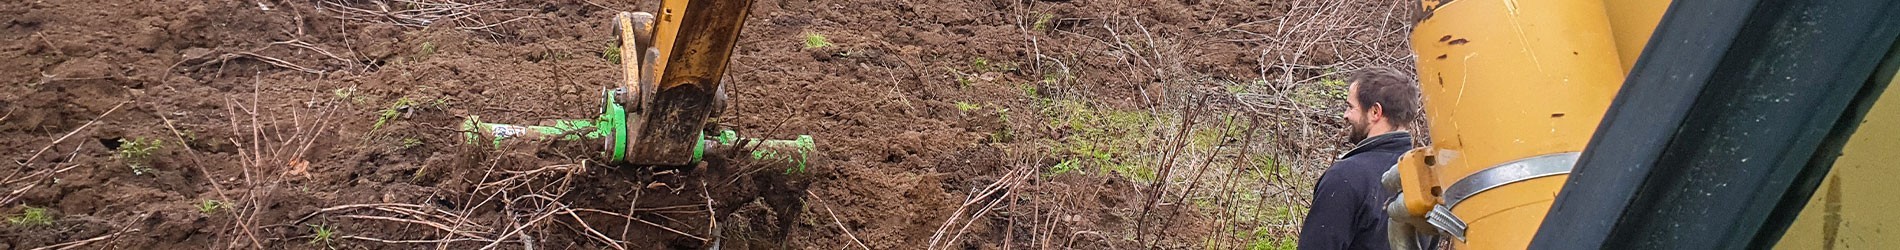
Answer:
xmin=1442 ymin=152 xmax=1581 ymax=208
xmin=1426 ymin=204 xmax=1468 ymax=240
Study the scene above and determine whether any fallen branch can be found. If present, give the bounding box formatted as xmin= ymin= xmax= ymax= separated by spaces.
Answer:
xmin=630 ymin=217 xmax=708 ymax=242
xmin=226 ymin=52 xmax=324 ymax=74
xmin=335 ymin=214 xmax=495 ymax=241
xmin=807 ymin=190 xmax=870 ymax=250
xmin=32 ymin=228 xmax=137 ymax=250
xmin=341 ymin=235 xmax=488 ymax=244
xmin=18 ymin=101 xmax=127 ymax=168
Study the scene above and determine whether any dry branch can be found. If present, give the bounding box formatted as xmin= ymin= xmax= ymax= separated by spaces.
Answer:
xmin=808 ymin=190 xmax=871 ymax=250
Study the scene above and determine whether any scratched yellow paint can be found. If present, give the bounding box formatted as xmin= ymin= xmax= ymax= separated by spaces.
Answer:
xmin=1403 ymin=0 xmax=1631 ymax=248
xmin=1774 ymin=64 xmax=1900 ymax=249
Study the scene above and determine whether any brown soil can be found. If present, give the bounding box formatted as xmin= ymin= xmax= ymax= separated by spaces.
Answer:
xmin=1 ymin=0 xmax=1413 ymax=249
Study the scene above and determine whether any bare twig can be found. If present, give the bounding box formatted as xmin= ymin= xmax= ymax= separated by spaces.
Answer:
xmin=699 ymin=180 xmax=717 ymax=244
xmin=226 ymin=52 xmax=324 ymax=74
xmin=341 ymin=235 xmax=487 ymax=244
xmin=337 ymin=214 xmax=493 ymax=240
xmin=807 ymin=190 xmax=870 ymax=250
xmin=31 ymin=229 xmax=138 ymax=250
xmin=554 ymin=207 xmax=628 ymax=250
xmin=929 ymin=165 xmax=1031 ymax=250
xmin=317 ymin=0 xmax=536 ymax=31
xmin=630 ymin=217 xmax=709 ymax=242
xmin=18 ymin=101 xmax=126 ymax=168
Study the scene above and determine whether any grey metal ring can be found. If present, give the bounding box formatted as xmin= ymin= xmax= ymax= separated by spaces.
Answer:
xmin=1442 ymin=152 xmax=1581 ymax=208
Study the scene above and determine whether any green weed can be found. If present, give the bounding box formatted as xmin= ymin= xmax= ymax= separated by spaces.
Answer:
xmin=1242 ymin=226 xmax=1298 ymax=250
xmin=178 ymin=129 xmax=199 ymax=144
xmin=603 ymin=41 xmax=622 ymax=64
xmin=1319 ymin=76 xmax=1349 ymax=99
xmin=399 ymin=138 xmax=423 ymax=150
xmin=1188 ymin=115 xmax=1248 ymax=150
xmin=1293 ymin=69 xmax=1352 ymax=108
xmin=117 ymin=137 xmax=162 ymax=175
xmin=1224 ymin=80 xmax=1255 ymax=94
xmin=1020 ymin=83 xmax=1042 ymax=98
xmin=955 ymin=101 xmax=982 ymax=112
xmin=1046 ymin=159 xmax=1079 ymax=176
xmin=429 ymin=97 xmax=450 ymax=108
xmin=989 ymin=108 xmax=1014 ymax=143
xmin=197 ymin=199 xmax=224 ymax=214
xmin=803 ymin=33 xmax=831 ymax=49
xmin=538 ymin=49 xmax=573 ymax=62
xmin=1253 ymin=156 xmax=1282 ymax=175
xmin=309 ymin=224 xmax=336 ymax=245
xmin=1192 ymin=173 xmax=1301 ymax=250
xmin=1041 ymin=100 xmax=1162 ymax=183
xmin=331 ymin=87 xmax=366 ymax=104
xmin=965 ymin=58 xmax=1010 ymax=73
xmin=6 ymin=206 xmax=52 ymax=227
xmin=1042 ymin=73 xmax=1062 ymax=84
xmin=1033 ymin=13 xmax=1056 ymax=31
xmin=332 ymin=87 xmax=353 ymax=100
xmin=418 ymin=41 xmax=436 ymax=59
xmin=371 ymin=97 xmax=414 ymax=131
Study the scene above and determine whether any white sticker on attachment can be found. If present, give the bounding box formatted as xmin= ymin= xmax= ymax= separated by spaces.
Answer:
xmin=490 ymin=125 xmax=526 ymax=139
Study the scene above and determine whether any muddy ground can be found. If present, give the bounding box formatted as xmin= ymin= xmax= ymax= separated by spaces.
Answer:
xmin=2 ymin=0 xmax=1413 ymax=249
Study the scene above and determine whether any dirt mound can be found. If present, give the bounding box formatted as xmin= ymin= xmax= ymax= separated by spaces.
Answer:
xmin=2 ymin=0 xmax=1413 ymax=249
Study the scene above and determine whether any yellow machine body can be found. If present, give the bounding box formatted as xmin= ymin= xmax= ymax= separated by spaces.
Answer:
xmin=1398 ymin=0 xmax=1667 ymax=248
xmin=649 ymin=0 xmax=687 ymax=80
xmin=1601 ymin=0 xmax=1670 ymax=72
xmin=1773 ymin=53 xmax=1900 ymax=249
xmin=1400 ymin=0 xmax=1900 ymax=248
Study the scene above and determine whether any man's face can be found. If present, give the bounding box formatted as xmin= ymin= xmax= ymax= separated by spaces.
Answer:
xmin=1344 ymin=82 xmax=1371 ymax=143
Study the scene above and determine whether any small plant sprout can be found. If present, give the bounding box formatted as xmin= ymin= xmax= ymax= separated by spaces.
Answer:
xmin=990 ymin=108 xmax=1014 ymax=143
xmin=430 ymin=97 xmax=449 ymax=108
xmin=117 ymin=137 xmax=162 ymax=175
xmin=1224 ymin=80 xmax=1251 ymax=94
xmin=1047 ymin=159 xmax=1079 ymax=176
xmin=418 ymin=41 xmax=436 ymax=58
xmin=309 ymin=224 xmax=337 ymax=245
xmin=1318 ymin=68 xmax=1350 ymax=99
xmin=332 ymin=87 xmax=354 ymax=100
xmin=400 ymin=138 xmax=424 ymax=149
xmin=971 ymin=57 xmax=992 ymax=72
xmin=603 ymin=41 xmax=623 ymax=64
xmin=1033 ymin=13 xmax=1055 ymax=31
xmin=803 ymin=32 xmax=831 ymax=49
xmin=331 ymin=86 xmax=366 ymax=104
xmin=371 ymin=97 xmax=415 ymax=131
xmin=955 ymin=101 xmax=982 ymax=112
xmin=7 ymin=206 xmax=53 ymax=227
xmin=197 ymin=199 xmax=224 ymax=214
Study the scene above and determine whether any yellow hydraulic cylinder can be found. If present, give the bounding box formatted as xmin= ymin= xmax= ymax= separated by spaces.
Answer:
xmin=1601 ymin=0 xmax=1671 ymax=72
xmin=650 ymin=0 xmax=688 ymax=79
xmin=1393 ymin=0 xmax=1662 ymax=249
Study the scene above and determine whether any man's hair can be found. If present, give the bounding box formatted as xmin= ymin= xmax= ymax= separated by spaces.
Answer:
xmin=1350 ymin=67 xmax=1422 ymax=126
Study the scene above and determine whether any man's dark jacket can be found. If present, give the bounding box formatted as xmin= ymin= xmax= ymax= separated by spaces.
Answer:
xmin=1298 ymin=132 xmax=1413 ymax=250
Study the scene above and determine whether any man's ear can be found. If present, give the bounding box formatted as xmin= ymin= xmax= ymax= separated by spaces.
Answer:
xmin=1367 ymin=102 xmax=1386 ymax=123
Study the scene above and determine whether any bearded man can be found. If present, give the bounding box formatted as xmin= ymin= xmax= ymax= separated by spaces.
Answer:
xmin=1298 ymin=68 xmax=1423 ymax=250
